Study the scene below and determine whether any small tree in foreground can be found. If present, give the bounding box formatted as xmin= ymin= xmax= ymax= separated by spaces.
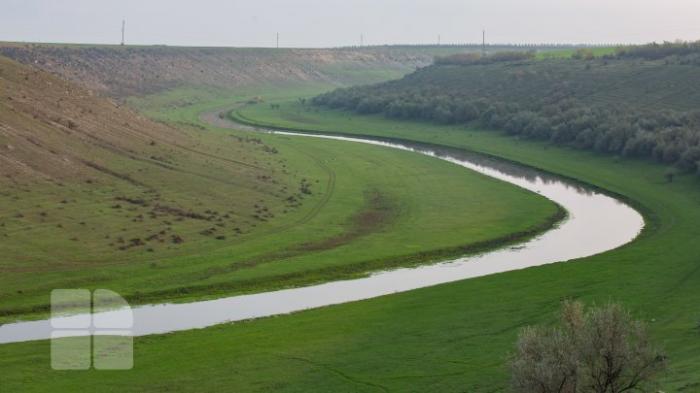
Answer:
xmin=510 ymin=302 xmax=666 ymax=393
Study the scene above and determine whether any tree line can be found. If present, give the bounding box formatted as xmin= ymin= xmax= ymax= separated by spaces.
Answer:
xmin=613 ymin=41 xmax=700 ymax=61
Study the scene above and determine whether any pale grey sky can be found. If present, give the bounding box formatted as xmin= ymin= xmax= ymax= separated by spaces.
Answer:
xmin=2 ymin=0 xmax=699 ymax=47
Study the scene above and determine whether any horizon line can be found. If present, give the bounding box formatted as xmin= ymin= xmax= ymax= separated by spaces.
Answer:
xmin=0 ymin=39 xmax=667 ymax=50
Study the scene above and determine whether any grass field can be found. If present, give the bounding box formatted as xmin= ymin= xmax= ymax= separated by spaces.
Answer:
xmin=2 ymin=88 xmax=700 ymax=391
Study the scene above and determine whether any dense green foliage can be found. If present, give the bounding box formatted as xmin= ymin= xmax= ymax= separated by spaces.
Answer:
xmin=313 ymin=53 xmax=700 ymax=176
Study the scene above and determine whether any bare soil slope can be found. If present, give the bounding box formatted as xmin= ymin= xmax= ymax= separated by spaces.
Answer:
xmin=0 ymin=55 xmax=190 ymax=180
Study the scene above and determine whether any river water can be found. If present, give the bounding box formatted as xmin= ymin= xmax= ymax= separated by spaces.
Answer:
xmin=0 ymin=116 xmax=644 ymax=344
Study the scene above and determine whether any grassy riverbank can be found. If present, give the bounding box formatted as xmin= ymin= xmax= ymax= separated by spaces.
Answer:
xmin=0 ymin=77 xmax=559 ymax=323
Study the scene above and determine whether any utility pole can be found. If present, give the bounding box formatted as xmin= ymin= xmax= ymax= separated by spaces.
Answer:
xmin=276 ymin=32 xmax=279 ymax=49
xmin=482 ymin=29 xmax=486 ymax=55
xmin=121 ymin=20 xmax=125 ymax=46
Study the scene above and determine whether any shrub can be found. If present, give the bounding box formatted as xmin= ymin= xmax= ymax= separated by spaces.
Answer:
xmin=510 ymin=302 xmax=666 ymax=393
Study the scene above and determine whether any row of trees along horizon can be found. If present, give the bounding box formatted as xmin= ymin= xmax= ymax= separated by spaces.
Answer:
xmin=312 ymin=41 xmax=700 ymax=180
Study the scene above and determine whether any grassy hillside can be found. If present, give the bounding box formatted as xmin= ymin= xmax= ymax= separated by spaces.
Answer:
xmin=0 ymin=55 xmax=311 ymax=317
xmin=3 ymin=92 xmax=700 ymax=391
xmin=0 ymin=42 xmax=586 ymax=99
xmin=0 ymin=56 xmax=560 ymax=321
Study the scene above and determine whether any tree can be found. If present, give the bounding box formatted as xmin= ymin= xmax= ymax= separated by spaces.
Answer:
xmin=511 ymin=325 xmax=579 ymax=393
xmin=510 ymin=302 xmax=666 ymax=393
xmin=677 ymin=146 xmax=700 ymax=172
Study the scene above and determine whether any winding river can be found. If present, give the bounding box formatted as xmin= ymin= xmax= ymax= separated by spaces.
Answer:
xmin=0 ymin=113 xmax=644 ymax=344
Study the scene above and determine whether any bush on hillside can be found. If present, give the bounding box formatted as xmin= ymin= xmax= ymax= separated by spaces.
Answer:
xmin=510 ymin=302 xmax=666 ymax=393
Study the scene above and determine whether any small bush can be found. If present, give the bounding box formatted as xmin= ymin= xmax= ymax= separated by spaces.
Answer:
xmin=510 ymin=301 xmax=666 ymax=393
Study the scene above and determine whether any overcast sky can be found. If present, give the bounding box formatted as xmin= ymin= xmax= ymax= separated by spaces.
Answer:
xmin=2 ymin=0 xmax=700 ymax=47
